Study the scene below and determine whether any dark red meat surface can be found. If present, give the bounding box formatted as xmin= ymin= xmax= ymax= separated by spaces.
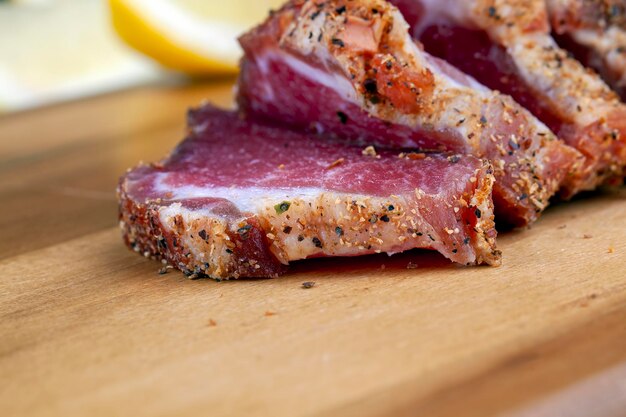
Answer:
xmin=237 ymin=0 xmax=581 ymax=227
xmin=118 ymin=106 xmax=500 ymax=279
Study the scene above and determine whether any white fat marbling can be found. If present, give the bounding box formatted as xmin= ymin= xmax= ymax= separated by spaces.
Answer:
xmin=153 ymin=172 xmax=327 ymax=214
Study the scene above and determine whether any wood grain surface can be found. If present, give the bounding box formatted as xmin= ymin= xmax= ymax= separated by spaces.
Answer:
xmin=1 ymin=80 xmax=626 ymax=417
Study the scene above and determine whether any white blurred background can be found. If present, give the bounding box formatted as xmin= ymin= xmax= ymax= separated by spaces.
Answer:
xmin=0 ymin=0 xmax=161 ymax=112
xmin=0 ymin=0 xmax=282 ymax=113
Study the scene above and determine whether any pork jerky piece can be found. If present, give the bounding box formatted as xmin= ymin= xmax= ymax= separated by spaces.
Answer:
xmin=237 ymin=0 xmax=580 ymax=227
xmin=118 ymin=105 xmax=500 ymax=280
xmin=547 ymin=0 xmax=626 ymax=99
xmin=392 ymin=0 xmax=626 ymax=196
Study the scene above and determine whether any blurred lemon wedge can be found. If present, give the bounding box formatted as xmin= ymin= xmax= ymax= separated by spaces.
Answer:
xmin=109 ymin=0 xmax=283 ymax=75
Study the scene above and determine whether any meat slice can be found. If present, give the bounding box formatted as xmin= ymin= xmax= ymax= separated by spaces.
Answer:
xmin=237 ymin=0 xmax=581 ymax=227
xmin=391 ymin=0 xmax=626 ymax=196
xmin=118 ymin=105 xmax=500 ymax=280
xmin=547 ymin=0 xmax=626 ymax=99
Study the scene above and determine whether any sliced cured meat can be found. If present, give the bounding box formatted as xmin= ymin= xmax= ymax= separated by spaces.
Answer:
xmin=118 ymin=105 xmax=500 ymax=280
xmin=237 ymin=0 xmax=581 ymax=227
xmin=391 ymin=0 xmax=626 ymax=196
xmin=547 ymin=0 xmax=626 ymax=99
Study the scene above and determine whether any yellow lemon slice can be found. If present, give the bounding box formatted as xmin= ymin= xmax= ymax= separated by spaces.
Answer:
xmin=109 ymin=0 xmax=283 ymax=75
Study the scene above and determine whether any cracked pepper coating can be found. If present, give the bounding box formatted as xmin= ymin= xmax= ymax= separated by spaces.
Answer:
xmin=547 ymin=0 xmax=626 ymax=100
xmin=237 ymin=0 xmax=581 ymax=227
xmin=118 ymin=105 xmax=500 ymax=280
xmin=392 ymin=0 xmax=626 ymax=196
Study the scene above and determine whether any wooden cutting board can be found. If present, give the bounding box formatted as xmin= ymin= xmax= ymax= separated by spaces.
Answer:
xmin=2 ymin=80 xmax=626 ymax=417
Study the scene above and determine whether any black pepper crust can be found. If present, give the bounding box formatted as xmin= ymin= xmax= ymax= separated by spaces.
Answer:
xmin=118 ymin=152 xmax=502 ymax=277
xmin=237 ymin=0 xmax=582 ymax=227
xmin=117 ymin=184 xmax=286 ymax=280
xmin=549 ymin=0 xmax=626 ymax=31
xmin=547 ymin=0 xmax=626 ymax=100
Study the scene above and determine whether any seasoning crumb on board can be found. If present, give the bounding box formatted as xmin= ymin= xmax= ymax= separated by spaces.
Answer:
xmin=302 ymin=281 xmax=316 ymax=289
xmin=158 ymin=265 xmax=174 ymax=275
xmin=583 ymin=234 xmax=593 ymax=239
xmin=208 ymin=319 xmax=217 ymax=327
xmin=608 ymin=247 xmax=614 ymax=254
xmin=264 ymin=311 xmax=277 ymax=317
